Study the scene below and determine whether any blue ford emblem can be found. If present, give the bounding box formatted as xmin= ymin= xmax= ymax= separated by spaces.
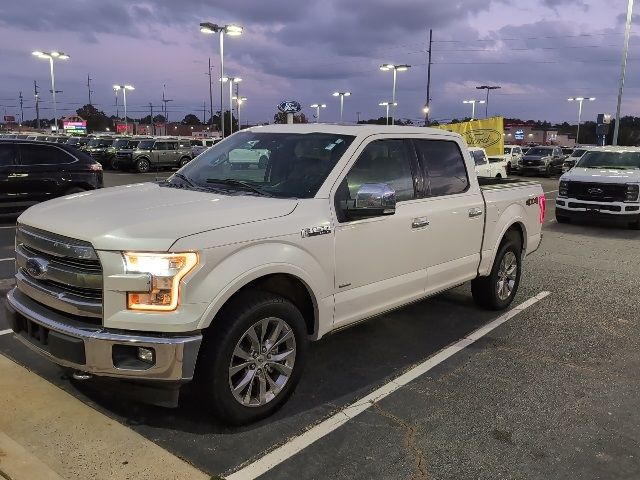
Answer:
xmin=278 ymin=100 xmax=302 ymax=114
xmin=25 ymin=258 xmax=48 ymax=279
xmin=588 ymin=188 xmax=603 ymax=195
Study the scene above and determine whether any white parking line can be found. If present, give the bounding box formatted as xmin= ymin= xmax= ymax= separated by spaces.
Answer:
xmin=545 ymin=189 xmax=559 ymax=194
xmin=0 ymin=258 xmax=14 ymax=263
xmin=227 ymin=291 xmax=551 ymax=480
xmin=0 ymin=329 xmax=12 ymax=336
xmin=0 ymin=226 xmax=16 ymax=229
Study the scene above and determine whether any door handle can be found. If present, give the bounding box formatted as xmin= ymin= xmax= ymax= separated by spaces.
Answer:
xmin=469 ymin=208 xmax=483 ymax=218
xmin=411 ymin=217 xmax=429 ymax=229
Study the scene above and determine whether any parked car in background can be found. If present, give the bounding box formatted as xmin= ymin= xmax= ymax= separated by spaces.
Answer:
xmin=128 ymin=138 xmax=193 ymax=173
xmin=519 ymin=146 xmax=565 ymax=176
xmin=65 ymin=136 xmax=90 ymax=150
xmin=562 ymin=148 xmax=589 ymax=173
xmin=469 ymin=147 xmax=507 ymax=178
xmin=113 ymin=137 xmax=151 ymax=170
xmin=503 ymin=145 xmax=524 ymax=174
xmin=0 ymin=139 xmax=103 ymax=216
xmin=556 ymin=146 xmax=640 ymax=229
xmin=229 ymin=140 xmax=271 ymax=169
xmin=85 ymin=137 xmax=115 ymax=168
xmin=190 ymin=138 xmax=218 ymax=157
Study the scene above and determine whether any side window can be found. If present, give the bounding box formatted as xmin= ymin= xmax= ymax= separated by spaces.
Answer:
xmin=415 ymin=140 xmax=469 ymax=197
xmin=471 ymin=150 xmax=487 ymax=166
xmin=0 ymin=143 xmax=16 ymax=166
xmin=18 ymin=144 xmax=74 ymax=166
xmin=155 ymin=142 xmax=167 ymax=151
xmin=167 ymin=142 xmax=178 ymax=150
xmin=205 ymin=140 xmax=214 ymax=147
xmin=344 ymin=139 xmax=415 ymax=203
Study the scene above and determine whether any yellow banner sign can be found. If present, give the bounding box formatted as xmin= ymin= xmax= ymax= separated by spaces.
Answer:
xmin=436 ymin=117 xmax=504 ymax=156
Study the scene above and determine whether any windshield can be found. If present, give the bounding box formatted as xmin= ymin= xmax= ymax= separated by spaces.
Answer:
xmin=570 ymin=149 xmax=586 ymax=158
xmin=66 ymin=137 xmax=80 ymax=145
xmin=113 ymin=139 xmax=130 ymax=149
xmin=88 ymin=138 xmax=112 ymax=147
xmin=137 ymin=140 xmax=155 ymax=149
xmin=526 ymin=148 xmax=552 ymax=156
xmin=174 ymin=131 xmax=355 ymax=198
xmin=577 ymin=151 xmax=640 ymax=169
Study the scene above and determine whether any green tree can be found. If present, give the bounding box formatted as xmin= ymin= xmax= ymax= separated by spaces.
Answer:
xmin=181 ymin=114 xmax=201 ymax=125
xmin=76 ymin=104 xmax=113 ymax=133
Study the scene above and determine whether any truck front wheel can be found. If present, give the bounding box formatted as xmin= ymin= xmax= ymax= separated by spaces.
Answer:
xmin=471 ymin=239 xmax=522 ymax=310
xmin=196 ymin=291 xmax=308 ymax=425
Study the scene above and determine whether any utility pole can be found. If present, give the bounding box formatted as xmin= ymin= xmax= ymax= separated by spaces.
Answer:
xmin=425 ymin=28 xmax=433 ymax=126
xmin=357 ymin=111 xmax=361 ymax=123
xmin=613 ymin=0 xmax=634 ymax=145
xmin=19 ymin=91 xmax=24 ymax=127
xmin=202 ymin=101 xmax=207 ymax=124
xmin=87 ymin=74 xmax=93 ymax=106
xmin=207 ymin=57 xmax=214 ymax=128
xmin=149 ymin=102 xmax=154 ymax=135
xmin=235 ymin=82 xmax=240 ymax=123
xmin=162 ymin=84 xmax=173 ymax=124
xmin=34 ymin=81 xmax=41 ymax=129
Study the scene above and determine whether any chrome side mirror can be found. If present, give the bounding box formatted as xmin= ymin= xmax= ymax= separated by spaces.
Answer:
xmin=349 ymin=183 xmax=396 ymax=218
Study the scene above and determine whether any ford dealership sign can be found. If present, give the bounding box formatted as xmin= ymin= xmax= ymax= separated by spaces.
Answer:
xmin=278 ymin=100 xmax=302 ymax=114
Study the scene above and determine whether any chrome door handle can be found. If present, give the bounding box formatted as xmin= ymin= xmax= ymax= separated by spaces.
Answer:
xmin=469 ymin=208 xmax=483 ymax=218
xmin=412 ymin=217 xmax=429 ymax=228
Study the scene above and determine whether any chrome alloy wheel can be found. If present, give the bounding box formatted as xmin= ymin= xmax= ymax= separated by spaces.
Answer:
xmin=496 ymin=251 xmax=518 ymax=301
xmin=228 ymin=317 xmax=297 ymax=407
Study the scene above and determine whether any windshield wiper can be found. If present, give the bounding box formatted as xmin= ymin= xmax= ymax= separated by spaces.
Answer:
xmin=206 ymin=178 xmax=273 ymax=197
xmin=172 ymin=172 xmax=197 ymax=187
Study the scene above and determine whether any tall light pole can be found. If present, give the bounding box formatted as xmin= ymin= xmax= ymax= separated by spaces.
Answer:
xmin=32 ymin=50 xmax=69 ymax=132
xmin=379 ymin=102 xmax=397 ymax=125
xmin=332 ymin=92 xmax=351 ymax=123
xmin=113 ymin=85 xmax=134 ymax=134
xmin=476 ymin=85 xmax=501 ymax=118
xmin=222 ymin=77 xmax=241 ymax=134
xmin=380 ymin=64 xmax=411 ymax=125
xmin=422 ymin=105 xmax=430 ymax=127
xmin=567 ymin=97 xmax=595 ymax=145
xmin=310 ymin=104 xmax=326 ymax=123
xmin=200 ymin=22 xmax=243 ymax=139
xmin=614 ymin=0 xmax=634 ymax=145
xmin=233 ymin=96 xmax=247 ymax=129
xmin=463 ymin=99 xmax=485 ymax=120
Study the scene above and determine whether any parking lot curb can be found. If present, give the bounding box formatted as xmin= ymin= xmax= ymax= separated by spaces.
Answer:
xmin=0 ymin=431 xmax=64 ymax=480
xmin=0 ymin=354 xmax=210 ymax=480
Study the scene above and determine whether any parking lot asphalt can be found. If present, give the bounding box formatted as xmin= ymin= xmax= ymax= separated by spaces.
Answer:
xmin=1 ymin=173 xmax=640 ymax=479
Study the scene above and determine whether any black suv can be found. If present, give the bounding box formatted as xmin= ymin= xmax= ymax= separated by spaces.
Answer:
xmin=84 ymin=137 xmax=115 ymax=168
xmin=0 ymin=140 xmax=103 ymax=216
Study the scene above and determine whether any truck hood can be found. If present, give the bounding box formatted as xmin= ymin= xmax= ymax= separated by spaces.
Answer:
xmin=561 ymin=167 xmax=640 ymax=184
xmin=18 ymin=183 xmax=298 ymax=251
xmin=523 ymin=154 xmax=551 ymax=160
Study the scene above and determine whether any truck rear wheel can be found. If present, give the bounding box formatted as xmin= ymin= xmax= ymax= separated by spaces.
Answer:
xmin=196 ymin=291 xmax=308 ymax=425
xmin=471 ymin=238 xmax=522 ymax=310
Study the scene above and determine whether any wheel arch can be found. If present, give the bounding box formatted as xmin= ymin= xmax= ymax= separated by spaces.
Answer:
xmin=478 ymin=203 xmax=529 ymax=277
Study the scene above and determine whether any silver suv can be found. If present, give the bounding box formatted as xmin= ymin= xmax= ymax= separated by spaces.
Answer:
xmin=130 ymin=138 xmax=193 ymax=173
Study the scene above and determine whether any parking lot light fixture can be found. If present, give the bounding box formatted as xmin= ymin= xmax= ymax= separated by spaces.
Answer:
xmin=333 ymin=92 xmax=351 ymax=123
xmin=567 ymin=96 xmax=595 ymax=145
xmin=32 ymin=50 xmax=69 ymax=132
xmin=200 ymin=22 xmax=243 ymax=139
xmin=463 ymin=99 xmax=485 ymax=120
xmin=378 ymin=102 xmax=397 ymax=125
xmin=476 ymin=85 xmax=501 ymax=118
xmin=233 ymin=96 xmax=247 ymax=129
xmin=114 ymin=84 xmax=135 ymax=134
xmin=310 ymin=103 xmax=326 ymax=123
xmin=380 ymin=64 xmax=411 ymax=125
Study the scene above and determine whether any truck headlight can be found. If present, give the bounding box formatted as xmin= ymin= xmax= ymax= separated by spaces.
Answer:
xmin=625 ymin=184 xmax=639 ymax=202
xmin=559 ymin=180 xmax=569 ymax=197
xmin=123 ymin=252 xmax=198 ymax=311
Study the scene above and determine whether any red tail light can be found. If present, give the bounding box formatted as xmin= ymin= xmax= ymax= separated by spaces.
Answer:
xmin=538 ymin=194 xmax=546 ymax=224
xmin=89 ymin=163 xmax=103 ymax=171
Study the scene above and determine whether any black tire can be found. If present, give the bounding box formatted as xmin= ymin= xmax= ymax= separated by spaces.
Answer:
xmin=506 ymin=162 xmax=511 ymax=175
xmin=495 ymin=173 xmax=502 ymax=178
xmin=471 ymin=238 xmax=522 ymax=310
xmin=110 ymin=157 xmax=119 ymax=170
xmin=179 ymin=157 xmax=190 ymax=168
xmin=196 ymin=291 xmax=308 ymax=425
xmin=135 ymin=158 xmax=150 ymax=173
xmin=545 ymin=165 xmax=552 ymax=177
xmin=555 ymin=211 xmax=570 ymax=223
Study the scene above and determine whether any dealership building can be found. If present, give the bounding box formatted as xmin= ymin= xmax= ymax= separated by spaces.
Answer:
xmin=504 ymin=124 xmax=575 ymax=146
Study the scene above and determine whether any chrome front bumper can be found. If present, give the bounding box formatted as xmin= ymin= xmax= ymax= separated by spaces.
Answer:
xmin=5 ymin=288 xmax=202 ymax=382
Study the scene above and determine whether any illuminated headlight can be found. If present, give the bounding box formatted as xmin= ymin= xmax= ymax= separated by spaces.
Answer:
xmin=625 ymin=184 xmax=639 ymax=202
xmin=559 ymin=180 xmax=569 ymax=198
xmin=123 ymin=252 xmax=198 ymax=311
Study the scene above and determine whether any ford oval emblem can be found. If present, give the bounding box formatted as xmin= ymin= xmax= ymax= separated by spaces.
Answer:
xmin=25 ymin=258 xmax=49 ymax=279
xmin=587 ymin=188 xmax=603 ymax=195
xmin=278 ymin=100 xmax=302 ymax=114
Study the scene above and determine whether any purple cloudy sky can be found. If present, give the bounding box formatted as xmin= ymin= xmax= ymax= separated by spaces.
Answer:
xmin=0 ymin=0 xmax=638 ymax=126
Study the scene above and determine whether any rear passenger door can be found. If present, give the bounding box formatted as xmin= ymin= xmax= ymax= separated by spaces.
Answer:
xmin=152 ymin=141 xmax=167 ymax=165
xmin=413 ymin=139 xmax=485 ymax=294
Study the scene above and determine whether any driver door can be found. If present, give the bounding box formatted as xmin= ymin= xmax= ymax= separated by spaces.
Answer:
xmin=332 ymin=138 xmax=428 ymax=329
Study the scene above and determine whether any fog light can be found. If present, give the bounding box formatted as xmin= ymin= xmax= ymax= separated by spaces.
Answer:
xmin=137 ymin=347 xmax=155 ymax=364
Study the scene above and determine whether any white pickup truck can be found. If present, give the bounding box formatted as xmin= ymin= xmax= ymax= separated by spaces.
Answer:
xmin=469 ymin=147 xmax=508 ymax=178
xmin=5 ymin=125 xmax=545 ymax=424
xmin=556 ymin=146 xmax=640 ymax=229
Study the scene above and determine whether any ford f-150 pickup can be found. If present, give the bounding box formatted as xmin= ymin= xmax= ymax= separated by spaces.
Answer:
xmin=5 ymin=124 xmax=545 ymax=424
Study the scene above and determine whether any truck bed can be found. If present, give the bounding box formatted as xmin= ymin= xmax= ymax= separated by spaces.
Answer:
xmin=478 ymin=177 xmax=541 ymax=189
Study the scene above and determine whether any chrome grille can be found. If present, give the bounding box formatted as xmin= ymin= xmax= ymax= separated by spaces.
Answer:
xmin=15 ymin=225 xmax=103 ymax=323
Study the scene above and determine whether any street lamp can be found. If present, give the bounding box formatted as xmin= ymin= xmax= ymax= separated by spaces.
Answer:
xmin=233 ymin=96 xmax=247 ymax=130
xmin=379 ymin=102 xmax=397 ymax=125
xmin=310 ymin=103 xmax=327 ymax=123
xmin=422 ymin=105 xmax=430 ymax=126
xmin=463 ymin=99 xmax=485 ymax=120
xmin=32 ymin=50 xmax=69 ymax=132
xmin=567 ymin=97 xmax=595 ymax=145
xmin=113 ymin=85 xmax=134 ymax=134
xmin=476 ymin=85 xmax=501 ymax=118
xmin=332 ymin=92 xmax=351 ymax=123
xmin=200 ymin=22 xmax=243 ymax=139
xmin=222 ymin=77 xmax=242 ymax=134
xmin=380 ymin=64 xmax=411 ymax=125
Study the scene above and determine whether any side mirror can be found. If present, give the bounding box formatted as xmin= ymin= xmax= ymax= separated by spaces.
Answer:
xmin=348 ymin=183 xmax=396 ymax=218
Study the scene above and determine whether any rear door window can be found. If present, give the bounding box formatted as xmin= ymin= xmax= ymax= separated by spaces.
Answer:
xmin=0 ymin=143 xmax=17 ymax=166
xmin=154 ymin=142 xmax=168 ymax=151
xmin=17 ymin=144 xmax=75 ymax=166
xmin=414 ymin=140 xmax=469 ymax=197
xmin=471 ymin=150 xmax=487 ymax=166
